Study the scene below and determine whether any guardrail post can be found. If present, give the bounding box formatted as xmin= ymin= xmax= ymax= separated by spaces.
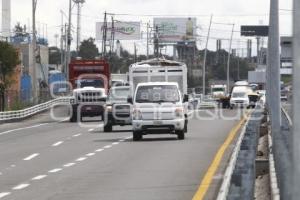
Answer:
xmin=292 ymin=0 xmax=300 ymax=199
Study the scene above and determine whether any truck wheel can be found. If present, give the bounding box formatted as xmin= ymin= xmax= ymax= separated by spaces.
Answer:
xmin=184 ymin=119 xmax=188 ymax=133
xmin=176 ymin=130 xmax=185 ymax=140
xmin=70 ymin=112 xmax=77 ymax=122
xmin=104 ymin=123 xmax=113 ymax=132
xmin=133 ymin=131 xmax=142 ymax=141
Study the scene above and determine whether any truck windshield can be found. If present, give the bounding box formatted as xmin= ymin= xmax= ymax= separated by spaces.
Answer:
xmin=76 ymin=79 xmax=104 ymax=88
xmin=108 ymin=88 xmax=130 ymax=100
xmin=212 ymin=88 xmax=225 ymax=92
xmin=135 ymin=85 xmax=180 ymax=103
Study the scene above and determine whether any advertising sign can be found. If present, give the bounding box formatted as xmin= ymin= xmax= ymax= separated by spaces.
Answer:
xmin=96 ymin=21 xmax=141 ymax=40
xmin=153 ymin=18 xmax=197 ymax=43
xmin=241 ymin=25 xmax=269 ymax=37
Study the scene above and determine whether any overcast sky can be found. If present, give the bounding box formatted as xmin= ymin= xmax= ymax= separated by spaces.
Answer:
xmin=0 ymin=0 xmax=293 ymax=55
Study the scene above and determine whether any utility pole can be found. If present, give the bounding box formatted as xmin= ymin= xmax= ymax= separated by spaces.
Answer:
xmin=32 ymin=0 xmax=38 ymax=104
xmin=226 ymin=24 xmax=234 ymax=92
xmin=66 ymin=0 xmax=72 ymax=81
xmin=257 ymin=37 xmax=260 ymax=67
xmin=292 ymin=0 xmax=300 ymax=199
xmin=60 ymin=10 xmax=64 ymax=72
xmin=154 ymin=25 xmax=159 ymax=58
xmin=146 ymin=22 xmax=149 ymax=59
xmin=202 ymin=15 xmax=213 ymax=95
xmin=73 ymin=0 xmax=85 ymax=53
xmin=102 ymin=11 xmax=108 ymax=57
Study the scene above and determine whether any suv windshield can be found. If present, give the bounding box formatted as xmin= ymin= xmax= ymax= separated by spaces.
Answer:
xmin=232 ymin=92 xmax=247 ymax=98
xmin=135 ymin=85 xmax=180 ymax=103
xmin=108 ymin=88 xmax=130 ymax=101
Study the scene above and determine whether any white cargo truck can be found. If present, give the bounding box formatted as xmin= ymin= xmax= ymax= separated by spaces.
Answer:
xmin=129 ymin=59 xmax=188 ymax=96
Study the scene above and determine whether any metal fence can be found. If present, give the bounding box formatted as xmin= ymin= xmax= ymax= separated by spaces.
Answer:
xmin=0 ymin=97 xmax=70 ymax=121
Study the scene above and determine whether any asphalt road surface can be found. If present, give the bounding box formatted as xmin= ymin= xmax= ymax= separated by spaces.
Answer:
xmin=0 ymin=106 xmax=243 ymax=200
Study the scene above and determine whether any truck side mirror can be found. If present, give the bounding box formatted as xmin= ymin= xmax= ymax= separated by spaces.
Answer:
xmin=183 ymin=94 xmax=189 ymax=103
xmin=127 ymin=96 xmax=133 ymax=104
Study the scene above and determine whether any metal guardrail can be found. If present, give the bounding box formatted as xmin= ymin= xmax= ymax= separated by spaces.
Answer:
xmin=0 ymin=97 xmax=71 ymax=121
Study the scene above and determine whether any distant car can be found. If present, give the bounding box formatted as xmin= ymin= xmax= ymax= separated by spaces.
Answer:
xmin=281 ymin=90 xmax=288 ymax=101
xmin=103 ymin=86 xmax=132 ymax=132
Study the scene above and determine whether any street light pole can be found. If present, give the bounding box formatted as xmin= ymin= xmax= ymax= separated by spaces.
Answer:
xmin=202 ymin=15 xmax=213 ymax=95
xmin=226 ymin=24 xmax=234 ymax=92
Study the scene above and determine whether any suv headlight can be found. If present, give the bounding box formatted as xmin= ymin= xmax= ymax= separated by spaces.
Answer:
xmin=133 ymin=109 xmax=142 ymax=120
xmin=175 ymin=108 xmax=184 ymax=118
xmin=70 ymin=98 xmax=75 ymax=104
xmin=106 ymin=105 xmax=113 ymax=112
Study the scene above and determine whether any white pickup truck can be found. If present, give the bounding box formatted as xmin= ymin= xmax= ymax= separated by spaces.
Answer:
xmin=129 ymin=82 xmax=188 ymax=141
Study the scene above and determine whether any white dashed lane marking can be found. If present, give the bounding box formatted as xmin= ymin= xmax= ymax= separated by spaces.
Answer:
xmin=32 ymin=175 xmax=47 ymax=180
xmin=12 ymin=183 xmax=30 ymax=190
xmin=88 ymin=129 xmax=94 ymax=132
xmin=86 ymin=153 xmax=95 ymax=157
xmin=76 ymin=157 xmax=87 ymax=162
xmin=72 ymin=133 xmax=81 ymax=137
xmin=48 ymin=168 xmax=62 ymax=173
xmin=112 ymin=142 xmax=119 ymax=145
xmin=64 ymin=163 xmax=76 ymax=167
xmin=52 ymin=141 xmax=64 ymax=147
xmin=0 ymin=192 xmax=11 ymax=198
xmin=103 ymin=145 xmax=112 ymax=149
xmin=23 ymin=153 xmax=39 ymax=161
xmin=95 ymin=149 xmax=104 ymax=152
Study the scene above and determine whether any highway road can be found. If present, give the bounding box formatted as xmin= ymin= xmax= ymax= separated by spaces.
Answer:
xmin=0 ymin=107 xmax=244 ymax=200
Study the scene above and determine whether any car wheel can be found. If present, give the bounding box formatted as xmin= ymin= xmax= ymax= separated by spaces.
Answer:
xmin=176 ymin=130 xmax=185 ymax=140
xmin=104 ymin=123 xmax=113 ymax=132
xmin=133 ymin=131 xmax=142 ymax=141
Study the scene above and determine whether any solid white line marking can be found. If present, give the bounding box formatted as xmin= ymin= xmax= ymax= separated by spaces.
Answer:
xmin=95 ymin=149 xmax=104 ymax=152
xmin=112 ymin=142 xmax=119 ymax=145
xmin=72 ymin=133 xmax=81 ymax=137
xmin=52 ymin=141 xmax=64 ymax=147
xmin=48 ymin=168 xmax=62 ymax=173
xmin=32 ymin=175 xmax=47 ymax=180
xmin=63 ymin=163 xmax=76 ymax=167
xmin=86 ymin=153 xmax=95 ymax=157
xmin=0 ymin=192 xmax=11 ymax=198
xmin=76 ymin=157 xmax=87 ymax=162
xmin=103 ymin=145 xmax=112 ymax=149
xmin=23 ymin=153 xmax=39 ymax=161
xmin=88 ymin=128 xmax=94 ymax=132
xmin=0 ymin=123 xmax=49 ymax=136
xmin=13 ymin=183 xmax=30 ymax=190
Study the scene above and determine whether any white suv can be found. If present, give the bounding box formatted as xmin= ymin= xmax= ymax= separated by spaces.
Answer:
xmin=129 ymin=82 xmax=188 ymax=141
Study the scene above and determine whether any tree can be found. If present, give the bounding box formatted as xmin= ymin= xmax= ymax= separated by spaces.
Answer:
xmin=0 ymin=41 xmax=21 ymax=111
xmin=78 ymin=38 xmax=99 ymax=59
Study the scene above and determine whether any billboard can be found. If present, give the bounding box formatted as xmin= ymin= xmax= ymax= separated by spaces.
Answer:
xmin=153 ymin=18 xmax=197 ymax=43
xmin=96 ymin=21 xmax=141 ymax=40
xmin=241 ymin=26 xmax=269 ymax=37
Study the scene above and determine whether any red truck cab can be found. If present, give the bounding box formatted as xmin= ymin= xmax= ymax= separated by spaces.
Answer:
xmin=69 ymin=59 xmax=110 ymax=93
